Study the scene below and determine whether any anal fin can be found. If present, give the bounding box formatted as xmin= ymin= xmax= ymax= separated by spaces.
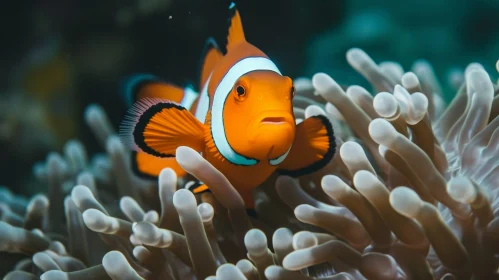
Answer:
xmin=185 ymin=181 xmax=257 ymax=217
xmin=186 ymin=181 xmax=211 ymax=194
xmin=131 ymin=151 xmax=187 ymax=180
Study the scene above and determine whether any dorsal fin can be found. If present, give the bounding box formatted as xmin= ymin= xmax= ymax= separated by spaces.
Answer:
xmin=226 ymin=2 xmax=246 ymax=52
xmin=120 ymin=74 xmax=185 ymax=107
xmin=197 ymin=37 xmax=223 ymax=90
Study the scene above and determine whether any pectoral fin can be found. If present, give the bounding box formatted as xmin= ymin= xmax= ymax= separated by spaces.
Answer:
xmin=277 ymin=115 xmax=336 ymax=177
xmin=119 ymin=99 xmax=205 ymax=158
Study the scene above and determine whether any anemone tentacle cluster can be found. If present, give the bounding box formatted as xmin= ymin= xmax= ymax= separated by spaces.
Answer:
xmin=0 ymin=48 xmax=498 ymax=280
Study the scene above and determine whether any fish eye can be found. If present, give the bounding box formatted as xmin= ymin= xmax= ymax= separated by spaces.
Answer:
xmin=290 ymin=85 xmax=295 ymax=98
xmin=236 ymin=85 xmax=246 ymax=96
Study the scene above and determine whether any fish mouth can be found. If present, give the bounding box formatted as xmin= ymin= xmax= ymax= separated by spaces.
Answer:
xmin=261 ymin=117 xmax=287 ymax=125
xmin=258 ymin=111 xmax=294 ymax=125
xmin=245 ymin=111 xmax=295 ymax=156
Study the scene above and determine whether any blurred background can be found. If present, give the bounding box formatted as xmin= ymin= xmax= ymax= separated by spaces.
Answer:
xmin=0 ymin=0 xmax=498 ymax=196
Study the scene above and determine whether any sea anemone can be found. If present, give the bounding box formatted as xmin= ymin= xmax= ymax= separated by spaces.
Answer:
xmin=0 ymin=48 xmax=497 ymax=280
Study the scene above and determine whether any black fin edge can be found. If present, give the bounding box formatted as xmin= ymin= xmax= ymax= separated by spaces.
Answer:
xmin=132 ymin=102 xmax=185 ymax=158
xmin=277 ymin=115 xmax=336 ymax=177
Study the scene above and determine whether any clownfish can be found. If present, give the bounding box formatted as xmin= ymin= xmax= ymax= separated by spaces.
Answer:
xmin=119 ymin=2 xmax=336 ymax=209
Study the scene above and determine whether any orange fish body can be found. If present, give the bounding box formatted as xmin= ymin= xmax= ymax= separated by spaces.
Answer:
xmin=120 ymin=3 xmax=336 ymax=208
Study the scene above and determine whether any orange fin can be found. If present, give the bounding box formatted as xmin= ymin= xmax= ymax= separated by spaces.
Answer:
xmin=226 ymin=2 xmax=246 ymax=51
xmin=277 ymin=115 xmax=336 ymax=177
xmin=185 ymin=180 xmax=256 ymax=213
xmin=186 ymin=181 xmax=211 ymax=194
xmin=131 ymin=151 xmax=187 ymax=180
xmin=121 ymin=74 xmax=186 ymax=107
xmin=119 ymin=98 xmax=205 ymax=158
xmin=197 ymin=38 xmax=223 ymax=89
xmin=185 ymin=178 xmax=257 ymax=215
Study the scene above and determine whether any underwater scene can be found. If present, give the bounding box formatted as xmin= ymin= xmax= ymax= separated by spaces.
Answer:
xmin=0 ymin=0 xmax=498 ymax=279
